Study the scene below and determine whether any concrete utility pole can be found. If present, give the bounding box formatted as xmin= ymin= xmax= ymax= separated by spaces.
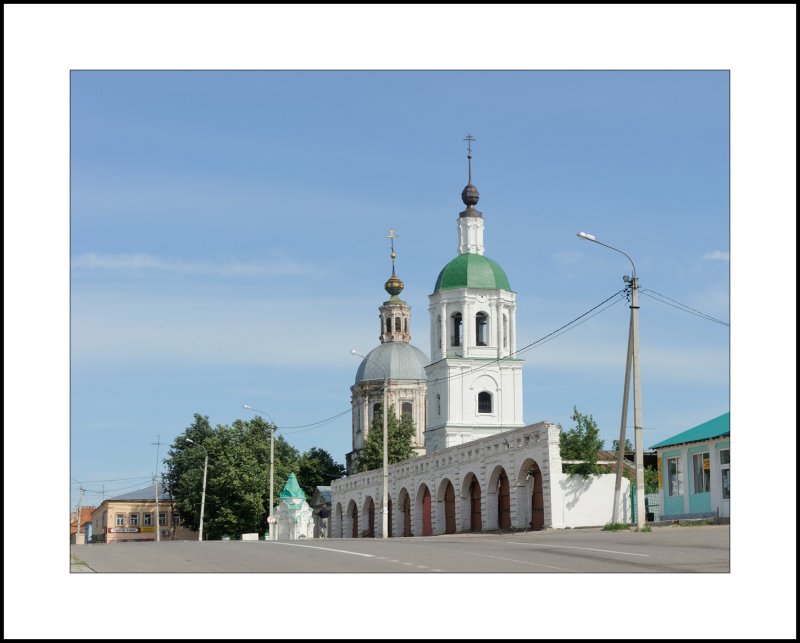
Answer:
xmin=153 ymin=475 xmax=160 ymax=542
xmin=630 ymin=274 xmax=646 ymax=529
xmin=75 ymin=486 xmax=85 ymax=545
xmin=612 ymin=292 xmax=634 ymax=524
xmin=577 ymin=232 xmax=646 ymax=528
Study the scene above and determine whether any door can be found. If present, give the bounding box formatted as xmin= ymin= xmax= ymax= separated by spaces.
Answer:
xmin=470 ymin=478 xmax=482 ymax=531
xmin=531 ymin=465 xmax=544 ymax=530
xmin=422 ymin=487 xmax=432 ymax=536
xmin=498 ymin=470 xmax=511 ymax=529
xmin=444 ymin=482 xmax=456 ymax=534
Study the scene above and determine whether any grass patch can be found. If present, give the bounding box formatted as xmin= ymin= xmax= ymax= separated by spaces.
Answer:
xmin=674 ymin=519 xmax=713 ymax=527
xmin=70 ymin=554 xmax=88 ymax=567
xmin=637 ymin=524 xmax=652 ymax=532
xmin=602 ymin=522 xmax=631 ymax=531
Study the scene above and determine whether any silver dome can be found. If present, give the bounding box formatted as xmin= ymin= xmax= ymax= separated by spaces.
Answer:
xmin=354 ymin=342 xmax=429 ymax=384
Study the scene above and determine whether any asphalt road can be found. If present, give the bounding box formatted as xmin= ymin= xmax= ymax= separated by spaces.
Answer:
xmin=70 ymin=524 xmax=729 ymax=573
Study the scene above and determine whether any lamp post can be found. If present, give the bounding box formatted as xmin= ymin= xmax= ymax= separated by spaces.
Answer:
xmin=577 ymin=231 xmax=646 ymax=529
xmin=185 ymin=438 xmax=208 ymax=541
xmin=242 ymin=405 xmax=277 ymax=538
xmin=351 ymin=349 xmax=389 ymax=539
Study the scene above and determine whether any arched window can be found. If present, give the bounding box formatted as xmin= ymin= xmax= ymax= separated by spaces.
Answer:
xmin=402 ymin=402 xmax=412 ymax=420
xmin=476 ymin=312 xmax=488 ymax=346
xmin=373 ymin=403 xmax=381 ymax=421
xmin=451 ymin=313 xmax=463 ymax=347
xmin=436 ymin=394 xmax=441 ymax=415
xmin=386 ymin=318 xmax=391 ymax=333
xmin=478 ymin=392 xmax=492 ymax=414
xmin=436 ymin=315 xmax=442 ymax=348
xmin=395 ymin=317 xmax=401 ymax=332
xmin=503 ymin=314 xmax=508 ymax=348
xmin=404 ymin=318 xmax=408 ymax=333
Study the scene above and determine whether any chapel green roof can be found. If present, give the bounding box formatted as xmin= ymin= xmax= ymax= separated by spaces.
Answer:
xmin=278 ymin=473 xmax=306 ymax=500
xmin=433 ymin=253 xmax=512 ymax=292
xmin=650 ymin=412 xmax=730 ymax=449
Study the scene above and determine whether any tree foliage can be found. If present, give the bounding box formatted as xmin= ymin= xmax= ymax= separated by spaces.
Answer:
xmin=162 ymin=412 xmax=315 ymax=540
xmin=296 ymin=447 xmax=346 ymax=499
xmin=357 ymin=404 xmax=415 ymax=473
xmin=559 ymin=406 xmax=605 ymax=476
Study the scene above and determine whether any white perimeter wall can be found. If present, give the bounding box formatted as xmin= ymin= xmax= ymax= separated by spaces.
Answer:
xmin=554 ymin=473 xmax=632 ymax=528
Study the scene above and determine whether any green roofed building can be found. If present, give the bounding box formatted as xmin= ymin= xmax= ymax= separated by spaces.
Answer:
xmin=423 ymin=149 xmax=525 ymax=453
xmin=652 ymin=413 xmax=730 ymax=522
xmin=271 ymin=473 xmax=314 ymax=540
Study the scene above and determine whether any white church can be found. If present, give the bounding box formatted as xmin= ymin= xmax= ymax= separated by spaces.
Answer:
xmin=331 ymin=140 xmax=629 ymax=537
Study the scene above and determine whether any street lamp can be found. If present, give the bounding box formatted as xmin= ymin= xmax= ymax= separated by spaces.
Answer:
xmin=351 ymin=348 xmax=389 ymax=539
xmin=577 ymin=231 xmax=646 ymax=529
xmin=185 ymin=438 xmax=208 ymax=541
xmin=242 ymin=405 xmax=277 ymax=538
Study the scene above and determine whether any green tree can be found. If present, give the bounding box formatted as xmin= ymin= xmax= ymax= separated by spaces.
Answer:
xmin=644 ymin=465 xmax=659 ymax=494
xmin=162 ymin=413 xmax=300 ymax=540
xmin=357 ymin=404 xmax=415 ymax=472
xmin=559 ymin=406 xmax=605 ymax=476
xmin=612 ymin=438 xmax=633 ymax=453
xmin=296 ymin=447 xmax=345 ymax=499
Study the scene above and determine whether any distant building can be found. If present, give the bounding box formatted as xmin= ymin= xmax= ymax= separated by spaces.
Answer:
xmin=70 ymin=506 xmax=95 ymax=544
xmin=90 ymin=483 xmax=196 ymax=543
xmin=651 ymin=412 xmax=730 ymax=522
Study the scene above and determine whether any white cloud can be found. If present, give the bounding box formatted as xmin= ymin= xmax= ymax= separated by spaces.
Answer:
xmin=702 ymin=250 xmax=729 ymax=261
xmin=71 ymin=252 xmax=323 ymax=278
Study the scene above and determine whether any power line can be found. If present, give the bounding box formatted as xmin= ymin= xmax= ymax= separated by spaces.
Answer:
xmin=262 ymin=289 xmax=627 ymax=435
xmin=640 ymin=289 xmax=729 ymax=327
xmin=72 ymin=476 xmax=151 ymax=484
xmin=429 ymin=288 xmax=627 ymax=385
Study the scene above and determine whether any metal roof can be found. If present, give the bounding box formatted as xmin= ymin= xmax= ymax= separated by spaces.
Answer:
xmin=109 ymin=483 xmax=173 ymax=502
xmin=354 ymin=341 xmax=429 ymax=384
xmin=650 ymin=412 xmax=730 ymax=449
xmin=433 ymin=253 xmax=511 ymax=292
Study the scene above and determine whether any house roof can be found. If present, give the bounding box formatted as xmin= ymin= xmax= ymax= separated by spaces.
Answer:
xmin=108 ymin=483 xmax=173 ymax=502
xmin=650 ymin=412 xmax=730 ymax=450
xmin=71 ymin=506 xmax=96 ymax=533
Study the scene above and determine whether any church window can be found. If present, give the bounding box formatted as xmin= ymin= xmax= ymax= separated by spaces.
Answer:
xmin=373 ymin=403 xmax=381 ymax=422
xmin=476 ymin=312 xmax=488 ymax=346
xmin=478 ymin=392 xmax=492 ymax=414
xmin=452 ymin=313 xmax=463 ymax=346
xmin=395 ymin=317 xmax=401 ymax=332
xmin=386 ymin=318 xmax=391 ymax=333
xmin=404 ymin=318 xmax=408 ymax=333
xmin=436 ymin=315 xmax=442 ymax=348
xmin=402 ymin=402 xmax=412 ymax=419
xmin=503 ymin=314 xmax=508 ymax=348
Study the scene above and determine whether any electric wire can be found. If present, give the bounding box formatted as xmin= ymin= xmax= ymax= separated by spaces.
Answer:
xmin=262 ymin=289 xmax=627 ymax=435
xmin=640 ymin=289 xmax=729 ymax=327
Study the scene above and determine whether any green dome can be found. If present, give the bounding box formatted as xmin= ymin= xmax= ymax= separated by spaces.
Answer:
xmin=433 ymin=253 xmax=512 ymax=292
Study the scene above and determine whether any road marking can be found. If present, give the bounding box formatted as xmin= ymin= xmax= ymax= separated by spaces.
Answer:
xmin=271 ymin=542 xmax=374 ymax=557
xmin=460 ymin=551 xmax=571 ymax=571
xmin=507 ymin=541 xmax=649 ymax=557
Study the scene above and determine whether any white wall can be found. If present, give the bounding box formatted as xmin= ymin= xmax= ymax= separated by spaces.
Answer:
xmin=556 ymin=473 xmax=632 ymax=528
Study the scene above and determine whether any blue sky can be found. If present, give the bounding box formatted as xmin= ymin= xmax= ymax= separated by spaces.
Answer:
xmin=70 ymin=70 xmax=731 ymax=508
xmin=5 ymin=5 xmax=796 ymax=641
